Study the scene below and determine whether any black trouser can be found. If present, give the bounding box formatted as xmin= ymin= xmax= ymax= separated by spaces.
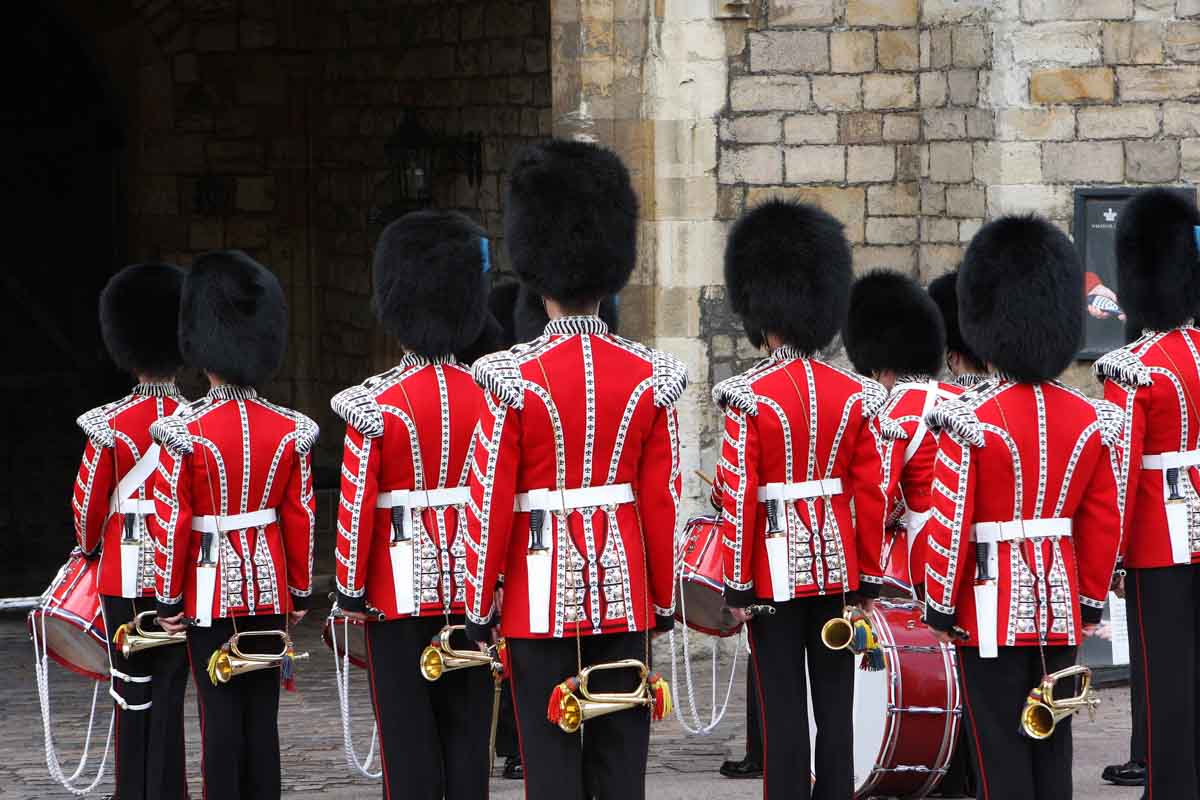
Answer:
xmin=748 ymin=594 xmax=854 ymax=800
xmin=1124 ymin=576 xmax=1148 ymax=766
xmin=745 ymin=664 xmax=763 ymax=765
xmin=958 ymin=645 xmax=1076 ymax=800
xmin=100 ymin=595 xmax=189 ymax=800
xmin=186 ymin=614 xmax=286 ymax=800
xmin=496 ymin=681 xmax=520 ymax=759
xmin=365 ymin=616 xmax=492 ymax=800
xmin=508 ymin=632 xmax=652 ymax=800
xmin=1129 ymin=564 xmax=1200 ymax=798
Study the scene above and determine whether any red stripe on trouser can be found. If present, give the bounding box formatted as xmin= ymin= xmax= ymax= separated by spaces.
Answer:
xmin=506 ymin=659 xmax=532 ymax=800
xmin=747 ymin=628 xmax=768 ymax=800
xmin=958 ymin=653 xmax=990 ymax=800
xmin=364 ymin=627 xmax=394 ymax=800
xmin=1135 ymin=575 xmax=1154 ymax=799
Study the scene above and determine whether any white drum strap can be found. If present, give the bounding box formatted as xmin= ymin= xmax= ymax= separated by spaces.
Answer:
xmin=30 ymin=610 xmax=114 ymax=795
xmin=329 ymin=615 xmax=381 ymax=779
xmin=668 ymin=570 xmax=743 ymax=735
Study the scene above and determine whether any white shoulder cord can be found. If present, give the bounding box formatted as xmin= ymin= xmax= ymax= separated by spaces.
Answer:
xmin=668 ymin=570 xmax=743 ymax=735
xmin=328 ymin=614 xmax=382 ymax=778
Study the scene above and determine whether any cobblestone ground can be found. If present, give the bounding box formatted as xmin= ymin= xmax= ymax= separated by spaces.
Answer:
xmin=2 ymin=615 xmax=1140 ymax=800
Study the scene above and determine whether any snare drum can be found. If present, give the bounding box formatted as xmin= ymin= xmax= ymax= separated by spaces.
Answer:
xmin=322 ymin=614 xmax=369 ymax=670
xmin=675 ymin=516 xmax=741 ymax=637
xmin=28 ymin=552 xmax=108 ymax=681
xmin=809 ymin=598 xmax=960 ymax=799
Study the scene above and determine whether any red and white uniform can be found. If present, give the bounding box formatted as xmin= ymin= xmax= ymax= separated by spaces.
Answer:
xmin=331 ymin=354 xmax=481 ymax=618
xmin=464 ymin=316 xmax=687 ymax=639
xmin=150 ymin=385 xmax=318 ymax=619
xmin=73 ymin=383 xmax=184 ymax=598
xmin=922 ymin=378 xmax=1123 ymax=646
xmin=1097 ymin=326 xmax=1200 ymax=567
xmin=712 ymin=347 xmax=889 ymax=604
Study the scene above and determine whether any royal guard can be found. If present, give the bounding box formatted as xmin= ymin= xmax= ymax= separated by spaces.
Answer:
xmin=928 ymin=270 xmax=990 ymax=390
xmin=714 ymin=199 xmax=888 ymax=799
xmin=922 ymin=215 xmax=1122 ymax=797
xmin=1094 ymin=188 xmax=1200 ymax=797
xmin=73 ymin=263 xmax=189 ymax=800
xmin=331 ymin=210 xmax=494 ymax=800
xmin=843 ymin=269 xmax=952 ymax=595
xmin=463 ymin=139 xmax=686 ymax=800
xmin=151 ymin=251 xmax=317 ymax=799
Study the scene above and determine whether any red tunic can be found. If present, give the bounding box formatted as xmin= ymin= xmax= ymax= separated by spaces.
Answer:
xmin=922 ymin=378 xmax=1123 ymax=645
xmin=1097 ymin=326 xmax=1200 ymax=568
xmin=331 ymin=355 xmax=481 ymax=619
xmin=463 ymin=316 xmax=687 ymax=640
xmin=712 ymin=348 xmax=889 ymax=605
xmin=150 ymin=385 xmax=318 ymax=619
xmin=73 ymin=383 xmax=184 ymax=598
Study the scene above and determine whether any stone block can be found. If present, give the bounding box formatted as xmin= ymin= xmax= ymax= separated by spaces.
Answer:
xmin=1012 ymin=22 xmax=1101 ymax=65
xmin=1043 ymin=141 xmax=1125 ymax=182
xmin=235 ymin=176 xmax=275 ymax=212
xmin=749 ymin=30 xmax=830 ymax=73
xmin=719 ymin=146 xmax=784 ymax=184
xmin=966 ymin=109 xmax=995 ymax=139
xmin=973 ymin=141 xmax=1043 ymax=183
xmin=785 ymin=146 xmax=847 ymax=182
xmin=868 ymin=182 xmax=919 ymax=215
xmin=848 ymin=145 xmax=895 ymax=182
xmin=189 ymin=219 xmax=224 ymax=250
xmin=784 ymin=113 xmax=840 ymax=143
xmin=883 ymin=113 xmax=921 ymax=141
xmin=896 ymin=144 xmax=929 ymax=180
xmin=1135 ymin=0 xmax=1175 ymax=17
xmin=853 ymin=245 xmax=918 ymax=274
xmin=841 ymin=112 xmax=883 ymax=143
xmin=195 ymin=23 xmax=237 ymax=51
xmin=919 ymin=245 xmax=965 ymax=282
xmin=920 ymin=72 xmax=948 ymax=107
xmin=1184 ymin=0 xmax=1200 ymax=17
xmin=1077 ymin=105 xmax=1159 ymax=138
xmin=812 ymin=75 xmax=862 ymax=110
xmin=996 ymin=106 xmax=1076 ymax=140
xmin=948 ymin=70 xmax=979 ymax=105
xmin=953 ymin=25 xmax=989 ymax=68
xmin=769 ymin=0 xmax=836 ymax=26
xmin=1103 ymin=22 xmax=1164 ymax=64
xmin=1182 ymin=138 xmax=1200 ymax=180
xmin=832 ymin=31 xmax=876 ymax=73
xmin=878 ymin=30 xmax=920 ymax=71
xmin=959 ymin=218 xmax=985 ymax=243
xmin=867 ymin=216 xmax=918 ymax=244
xmin=1030 ymin=68 xmax=1115 ymax=104
xmin=1166 ymin=22 xmax=1200 ymax=62
xmin=922 ymin=183 xmax=946 ymax=215
xmin=1126 ymin=140 xmax=1179 ymax=181
xmin=923 ymin=109 xmax=967 ymax=140
xmin=923 ymin=218 xmax=959 ymax=243
xmin=1119 ymin=66 xmax=1200 ymax=100
xmin=1165 ymin=102 xmax=1200 ymax=137
xmin=1022 ymin=0 xmax=1132 ymax=21
xmin=863 ymin=74 xmax=916 ymax=110
xmin=924 ymin=0 xmax=993 ymax=24
xmin=847 ymin=0 xmax=918 ymax=26
xmin=945 ymin=185 xmax=987 ymax=218
xmin=731 ymin=75 xmax=811 ymax=111
xmin=928 ymin=141 xmax=973 ymax=182
xmin=746 ymin=185 xmax=866 ymax=242
xmin=926 ymin=28 xmax=953 ymax=70
xmin=134 ymin=175 xmax=179 ymax=215
xmin=720 ymin=115 xmax=782 ymax=144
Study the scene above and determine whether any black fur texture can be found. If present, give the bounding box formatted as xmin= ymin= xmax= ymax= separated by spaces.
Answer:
xmin=456 ymin=313 xmax=508 ymax=365
xmin=504 ymin=139 xmax=639 ymax=305
xmin=513 ymin=284 xmax=620 ymax=342
xmin=959 ymin=215 xmax=1083 ymax=382
xmin=724 ymin=199 xmax=852 ymax=352
xmin=927 ymin=270 xmax=985 ymax=370
xmin=1116 ymin=188 xmax=1200 ymax=331
xmin=844 ymin=269 xmax=945 ymax=377
xmin=99 ymin=263 xmax=185 ymax=376
xmin=179 ymin=250 xmax=287 ymax=387
xmin=374 ymin=210 xmax=490 ymax=358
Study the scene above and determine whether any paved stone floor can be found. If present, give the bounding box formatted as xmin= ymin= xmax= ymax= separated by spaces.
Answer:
xmin=1 ymin=615 xmax=1141 ymax=799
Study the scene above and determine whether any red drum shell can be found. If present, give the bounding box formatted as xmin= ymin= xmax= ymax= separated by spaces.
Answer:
xmin=322 ymin=615 xmax=368 ymax=670
xmin=28 ymin=553 xmax=108 ymax=682
xmin=675 ymin=516 xmax=742 ymax=638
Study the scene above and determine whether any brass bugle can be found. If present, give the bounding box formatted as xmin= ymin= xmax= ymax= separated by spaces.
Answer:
xmin=208 ymin=630 xmax=309 ymax=686
xmin=554 ymin=659 xmax=652 ymax=734
xmin=113 ymin=610 xmax=187 ymax=658
xmin=419 ymin=624 xmax=498 ymax=681
xmin=1019 ymin=665 xmax=1100 ymax=740
xmin=821 ymin=606 xmax=870 ymax=652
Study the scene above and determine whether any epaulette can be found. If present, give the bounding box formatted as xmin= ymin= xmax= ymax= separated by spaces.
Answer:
xmin=925 ymin=399 xmax=985 ymax=448
xmin=712 ymin=374 xmax=758 ymax=416
xmin=473 ymin=350 xmax=525 ymax=409
xmin=651 ymin=349 xmax=689 ymax=407
xmin=1093 ymin=347 xmax=1152 ymax=388
xmin=330 ymin=384 xmax=384 ymax=439
xmin=150 ymin=414 xmax=193 ymax=456
xmin=859 ymin=378 xmax=888 ymax=418
xmin=878 ymin=416 xmax=908 ymax=441
xmin=76 ymin=406 xmax=115 ymax=448
xmin=292 ymin=412 xmax=320 ymax=454
xmin=1090 ymin=398 xmax=1125 ymax=448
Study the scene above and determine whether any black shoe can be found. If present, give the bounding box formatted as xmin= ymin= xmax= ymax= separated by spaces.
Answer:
xmin=503 ymin=756 xmax=524 ymax=780
xmin=1101 ymin=760 xmax=1146 ymax=787
xmin=720 ymin=756 xmax=763 ymax=779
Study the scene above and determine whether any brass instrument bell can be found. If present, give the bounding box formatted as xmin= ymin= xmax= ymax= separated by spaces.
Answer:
xmin=419 ymin=624 xmax=498 ymax=681
xmin=550 ymin=659 xmax=654 ymax=734
xmin=821 ymin=606 xmax=873 ymax=652
xmin=1019 ymin=665 xmax=1100 ymax=740
xmin=207 ymin=630 xmax=308 ymax=686
xmin=112 ymin=610 xmax=186 ymax=658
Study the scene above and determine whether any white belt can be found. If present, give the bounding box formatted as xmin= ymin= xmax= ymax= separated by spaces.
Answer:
xmin=112 ymin=499 xmax=156 ymax=516
xmin=1142 ymin=450 xmax=1200 ymax=470
xmin=514 ymin=483 xmax=635 ymax=512
xmin=191 ymin=508 xmax=278 ymax=533
xmin=109 ymin=444 xmax=161 ymax=516
xmin=756 ymin=478 xmax=843 ymax=503
xmin=376 ymin=487 xmax=470 ymax=509
xmin=971 ymin=518 xmax=1072 ymax=543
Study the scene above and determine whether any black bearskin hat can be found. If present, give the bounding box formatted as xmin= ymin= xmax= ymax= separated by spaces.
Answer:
xmin=505 ymin=139 xmax=639 ymax=306
xmin=456 ymin=313 xmax=507 ymax=365
xmin=513 ymin=284 xmax=620 ymax=342
xmin=179 ymin=251 xmax=287 ymax=387
xmin=844 ymin=270 xmax=945 ymax=377
xmin=928 ymin=270 xmax=984 ymax=369
xmin=959 ymin=215 xmax=1082 ymax=382
xmin=374 ymin=210 xmax=490 ymax=359
xmin=1116 ymin=188 xmax=1200 ymax=332
xmin=99 ymin=263 xmax=185 ymax=377
xmin=724 ymin=199 xmax=852 ymax=352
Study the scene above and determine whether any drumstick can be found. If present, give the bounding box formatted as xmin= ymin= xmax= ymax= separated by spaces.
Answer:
xmin=694 ymin=470 xmax=714 ymax=487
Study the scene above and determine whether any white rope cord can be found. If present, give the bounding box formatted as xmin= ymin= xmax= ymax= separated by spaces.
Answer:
xmin=31 ymin=610 xmax=114 ymax=795
xmin=329 ymin=615 xmax=382 ymax=778
xmin=668 ymin=572 xmax=742 ymax=735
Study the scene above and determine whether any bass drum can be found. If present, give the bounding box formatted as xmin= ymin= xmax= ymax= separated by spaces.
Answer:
xmin=808 ymin=599 xmax=960 ymax=799
xmin=322 ymin=614 xmax=369 ymax=670
xmin=674 ymin=516 xmax=741 ymax=637
xmin=28 ymin=552 xmax=109 ymax=681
